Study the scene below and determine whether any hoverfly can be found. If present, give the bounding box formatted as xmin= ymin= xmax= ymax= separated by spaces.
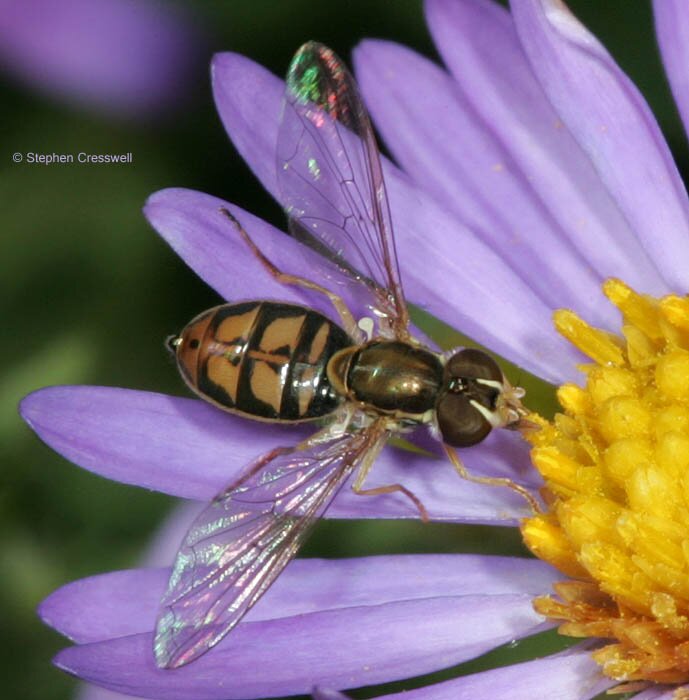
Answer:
xmin=154 ymin=41 xmax=537 ymax=669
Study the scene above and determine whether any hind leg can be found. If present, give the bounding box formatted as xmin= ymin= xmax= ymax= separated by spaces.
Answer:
xmin=220 ymin=208 xmax=362 ymax=340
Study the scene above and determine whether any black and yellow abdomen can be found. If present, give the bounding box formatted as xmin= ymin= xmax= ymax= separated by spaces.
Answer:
xmin=173 ymin=301 xmax=352 ymax=422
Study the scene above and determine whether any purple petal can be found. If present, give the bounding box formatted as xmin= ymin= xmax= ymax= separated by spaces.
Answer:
xmin=40 ymin=555 xmax=559 ymax=642
xmin=633 ymin=688 xmax=677 ymax=700
xmin=78 ymin=686 xmax=134 ymax=700
xmin=211 ymin=52 xmax=581 ymax=383
xmin=327 ymin=428 xmax=539 ymax=523
xmin=410 ymin=0 xmax=669 ymax=300
xmin=54 ymin=594 xmax=545 ymax=699
xmin=353 ymin=39 xmax=660 ymax=327
xmin=0 ymin=0 xmax=202 ymax=118
xmin=144 ymin=187 xmax=375 ymax=324
xmin=211 ymin=52 xmax=282 ymax=196
xmin=317 ymin=647 xmax=611 ymax=700
xmin=76 ymin=504 xmax=203 ymax=700
xmin=510 ymin=0 xmax=689 ymax=292
xmin=634 ymin=685 xmax=676 ymax=700
xmin=20 ymin=385 xmax=310 ymax=501
xmin=20 ymin=385 xmax=537 ymax=523
xmin=144 ymin=188 xmax=326 ymax=312
xmin=654 ymin=0 xmax=689 ymax=142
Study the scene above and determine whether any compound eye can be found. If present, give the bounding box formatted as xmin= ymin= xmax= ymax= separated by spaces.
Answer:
xmin=436 ymin=392 xmax=492 ymax=447
xmin=445 ymin=348 xmax=502 ymax=383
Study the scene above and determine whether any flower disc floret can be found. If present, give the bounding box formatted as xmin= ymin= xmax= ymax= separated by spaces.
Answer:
xmin=523 ymin=279 xmax=689 ymax=685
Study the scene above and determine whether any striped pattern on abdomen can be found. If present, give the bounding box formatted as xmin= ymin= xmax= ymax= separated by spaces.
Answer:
xmin=177 ymin=301 xmax=351 ymax=422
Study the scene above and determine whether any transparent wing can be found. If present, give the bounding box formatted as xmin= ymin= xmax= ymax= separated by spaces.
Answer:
xmin=277 ymin=41 xmax=410 ymax=338
xmin=154 ymin=423 xmax=388 ymax=668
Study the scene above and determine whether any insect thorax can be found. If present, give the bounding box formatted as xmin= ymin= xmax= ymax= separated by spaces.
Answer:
xmin=328 ymin=340 xmax=444 ymax=419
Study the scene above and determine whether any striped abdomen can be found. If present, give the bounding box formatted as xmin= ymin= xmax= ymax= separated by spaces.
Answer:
xmin=173 ymin=301 xmax=352 ymax=422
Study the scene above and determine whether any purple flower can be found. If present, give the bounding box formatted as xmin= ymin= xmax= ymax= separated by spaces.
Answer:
xmin=23 ymin=0 xmax=689 ymax=698
xmin=0 ymin=0 xmax=203 ymax=118
xmin=73 ymin=503 xmax=203 ymax=700
xmin=76 ymin=501 xmax=201 ymax=700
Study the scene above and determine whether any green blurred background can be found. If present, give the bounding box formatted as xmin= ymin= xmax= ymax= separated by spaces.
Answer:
xmin=3 ymin=1 xmax=688 ymax=698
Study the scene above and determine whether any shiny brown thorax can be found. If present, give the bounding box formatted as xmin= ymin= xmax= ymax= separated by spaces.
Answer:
xmin=327 ymin=341 xmax=443 ymax=418
xmin=327 ymin=341 xmax=513 ymax=447
xmin=174 ymin=301 xmax=351 ymax=422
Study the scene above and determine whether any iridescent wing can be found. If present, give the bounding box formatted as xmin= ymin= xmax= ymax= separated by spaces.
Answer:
xmin=277 ymin=41 xmax=410 ymax=339
xmin=154 ymin=423 xmax=388 ymax=668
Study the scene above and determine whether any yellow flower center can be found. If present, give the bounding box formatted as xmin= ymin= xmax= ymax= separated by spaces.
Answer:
xmin=521 ymin=278 xmax=689 ymax=686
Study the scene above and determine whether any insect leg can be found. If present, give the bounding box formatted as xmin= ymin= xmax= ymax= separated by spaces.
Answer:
xmin=351 ymin=443 xmax=429 ymax=523
xmin=353 ymin=482 xmax=429 ymax=523
xmin=219 ymin=208 xmax=361 ymax=339
xmin=443 ymin=444 xmax=541 ymax=514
